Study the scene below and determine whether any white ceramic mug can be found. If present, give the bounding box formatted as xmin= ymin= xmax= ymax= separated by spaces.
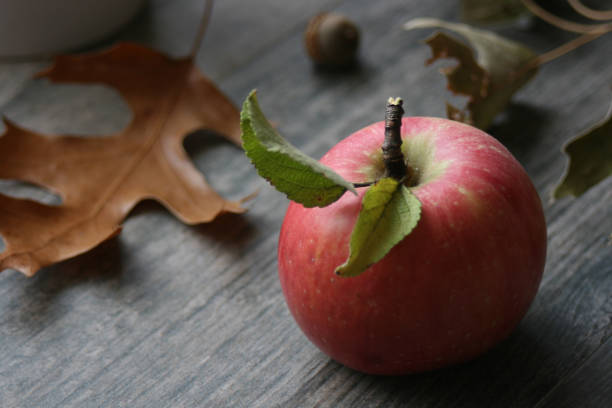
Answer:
xmin=0 ymin=0 xmax=145 ymax=58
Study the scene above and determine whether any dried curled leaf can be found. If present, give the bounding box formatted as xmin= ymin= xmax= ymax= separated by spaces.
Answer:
xmin=404 ymin=18 xmax=538 ymax=129
xmin=554 ymin=100 xmax=612 ymax=199
xmin=0 ymin=43 xmax=244 ymax=276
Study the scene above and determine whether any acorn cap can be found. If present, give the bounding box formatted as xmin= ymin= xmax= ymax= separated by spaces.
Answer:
xmin=305 ymin=12 xmax=360 ymax=67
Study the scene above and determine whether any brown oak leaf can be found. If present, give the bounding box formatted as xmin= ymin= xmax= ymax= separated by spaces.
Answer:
xmin=0 ymin=43 xmax=244 ymax=277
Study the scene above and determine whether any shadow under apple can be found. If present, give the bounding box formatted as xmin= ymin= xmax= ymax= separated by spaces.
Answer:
xmin=488 ymin=102 xmax=552 ymax=162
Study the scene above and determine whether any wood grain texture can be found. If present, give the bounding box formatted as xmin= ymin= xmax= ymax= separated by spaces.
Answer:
xmin=537 ymin=338 xmax=612 ymax=408
xmin=1 ymin=0 xmax=611 ymax=407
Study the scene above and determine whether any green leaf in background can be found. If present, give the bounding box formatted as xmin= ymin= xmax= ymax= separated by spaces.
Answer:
xmin=404 ymin=18 xmax=538 ymax=130
xmin=554 ymin=100 xmax=612 ymax=199
xmin=461 ymin=0 xmax=528 ymax=26
xmin=335 ymin=178 xmax=421 ymax=277
xmin=240 ymin=90 xmax=356 ymax=208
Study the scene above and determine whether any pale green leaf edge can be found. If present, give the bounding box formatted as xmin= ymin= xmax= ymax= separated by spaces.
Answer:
xmin=336 ymin=178 xmax=422 ymax=277
xmin=240 ymin=90 xmax=356 ymax=208
xmin=403 ymin=17 xmax=536 ymax=77
xmin=460 ymin=0 xmax=528 ymax=26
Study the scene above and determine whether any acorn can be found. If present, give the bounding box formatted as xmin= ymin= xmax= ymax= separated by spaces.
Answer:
xmin=304 ymin=12 xmax=360 ymax=67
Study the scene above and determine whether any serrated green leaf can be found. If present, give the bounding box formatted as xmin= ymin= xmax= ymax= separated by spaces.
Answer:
xmin=554 ymin=101 xmax=612 ymax=199
xmin=240 ymin=90 xmax=356 ymax=207
xmin=335 ymin=178 xmax=421 ymax=277
xmin=404 ymin=18 xmax=537 ymax=129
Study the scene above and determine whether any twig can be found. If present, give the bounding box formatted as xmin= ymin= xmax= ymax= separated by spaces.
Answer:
xmin=529 ymin=31 xmax=605 ymax=67
xmin=189 ymin=0 xmax=215 ymax=59
xmin=521 ymin=0 xmax=612 ymax=33
xmin=513 ymin=1 xmax=612 ymax=73
xmin=568 ymin=0 xmax=612 ymax=21
xmin=505 ymin=30 xmax=605 ymax=86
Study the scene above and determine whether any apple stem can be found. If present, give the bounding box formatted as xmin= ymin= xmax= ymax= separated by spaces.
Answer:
xmin=382 ymin=97 xmax=409 ymax=182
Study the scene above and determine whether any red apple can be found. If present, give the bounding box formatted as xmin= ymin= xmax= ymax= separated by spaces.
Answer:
xmin=278 ymin=117 xmax=547 ymax=375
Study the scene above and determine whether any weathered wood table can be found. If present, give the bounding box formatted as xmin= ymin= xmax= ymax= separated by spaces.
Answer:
xmin=1 ymin=1 xmax=610 ymax=406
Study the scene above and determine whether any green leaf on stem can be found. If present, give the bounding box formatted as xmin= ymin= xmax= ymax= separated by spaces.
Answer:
xmin=240 ymin=90 xmax=356 ymax=207
xmin=554 ymin=101 xmax=612 ymax=199
xmin=404 ymin=18 xmax=538 ymax=130
xmin=335 ymin=178 xmax=421 ymax=277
